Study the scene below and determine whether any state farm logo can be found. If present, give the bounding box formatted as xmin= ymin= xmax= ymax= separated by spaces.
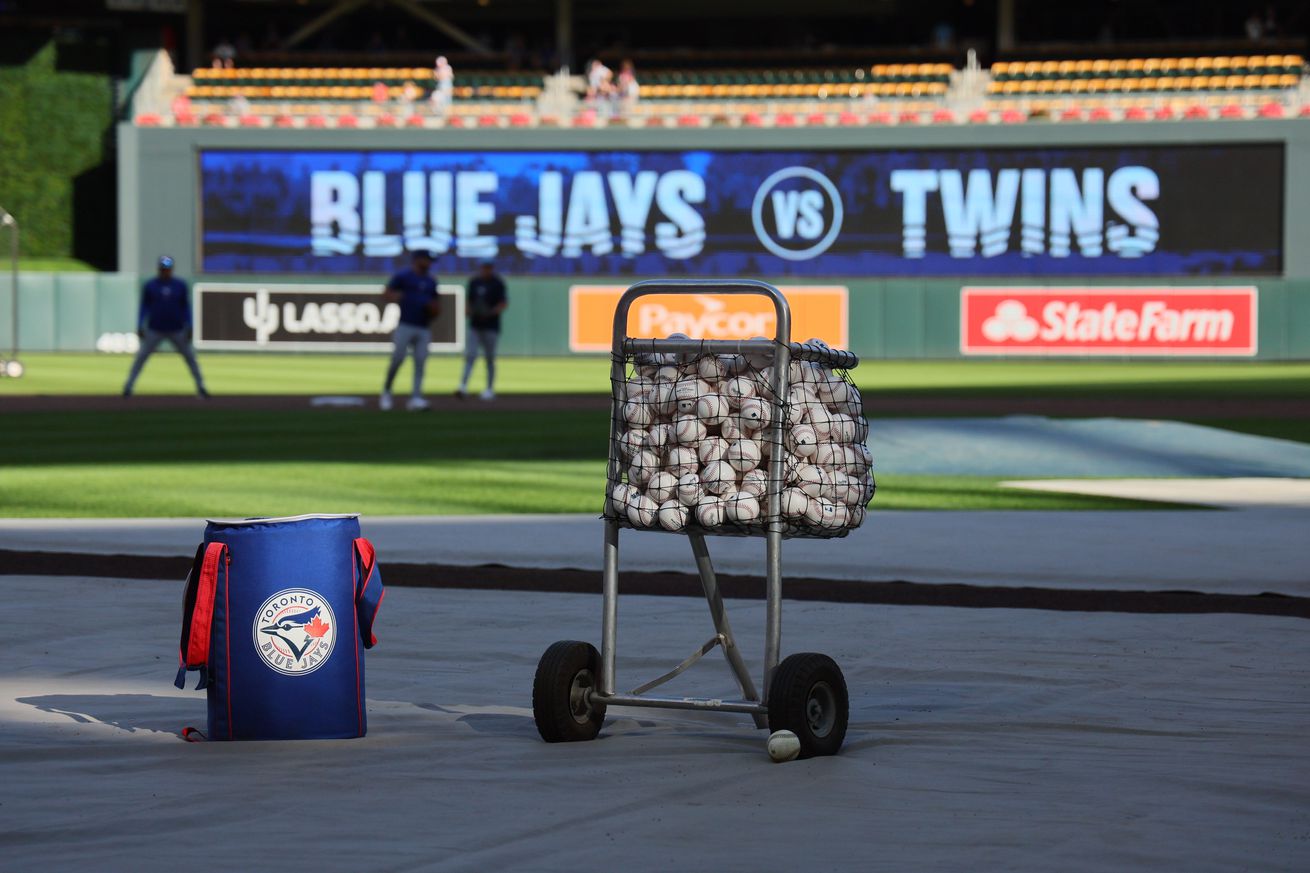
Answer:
xmin=751 ymin=167 xmax=844 ymax=261
xmin=961 ymin=287 xmax=1257 ymax=356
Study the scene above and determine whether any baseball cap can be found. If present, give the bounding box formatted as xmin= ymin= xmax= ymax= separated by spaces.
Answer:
xmin=158 ymin=255 xmax=175 ymax=269
xmin=411 ymin=250 xmax=435 ymax=261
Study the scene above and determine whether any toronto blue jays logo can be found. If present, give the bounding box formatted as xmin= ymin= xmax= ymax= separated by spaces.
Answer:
xmin=252 ymin=589 xmax=337 ymax=676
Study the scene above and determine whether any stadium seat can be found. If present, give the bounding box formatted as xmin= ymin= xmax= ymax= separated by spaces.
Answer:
xmin=135 ymin=113 xmax=161 ymax=126
xmin=968 ymin=108 xmax=990 ymax=123
xmin=1300 ymin=104 xmax=1310 ymax=118
xmin=239 ymin=114 xmax=262 ymax=127
xmin=806 ymin=112 xmax=828 ymax=126
xmin=1153 ymin=105 xmax=1175 ymax=120
xmin=478 ymin=114 xmax=499 ymax=127
xmin=203 ymin=112 xmax=227 ymax=126
xmin=336 ymin=115 xmax=358 ymax=128
xmin=306 ymin=115 xmax=327 ymax=127
xmin=376 ymin=113 xmax=397 ymax=127
xmin=678 ymin=114 xmax=703 ymax=127
xmin=1257 ymin=102 xmax=1284 ymax=118
xmin=405 ymin=114 xmax=425 ymax=127
xmin=510 ymin=113 xmax=533 ymax=127
xmin=174 ymin=112 xmax=196 ymax=126
xmin=1124 ymin=106 xmax=1150 ymax=121
xmin=931 ymin=108 xmax=955 ymax=123
xmin=837 ymin=110 xmax=861 ymax=126
xmin=1219 ymin=104 xmax=1245 ymax=119
xmin=1089 ymin=106 xmax=1114 ymax=121
xmin=742 ymin=111 xmax=764 ymax=126
xmin=1059 ymin=106 xmax=1084 ymax=121
xmin=273 ymin=114 xmax=295 ymax=128
xmin=1184 ymin=104 xmax=1210 ymax=119
xmin=1000 ymin=108 xmax=1027 ymax=123
xmin=868 ymin=111 xmax=893 ymax=125
xmin=898 ymin=110 xmax=920 ymax=124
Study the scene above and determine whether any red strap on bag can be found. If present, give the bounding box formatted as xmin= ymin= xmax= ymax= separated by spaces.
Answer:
xmin=353 ymin=537 xmax=383 ymax=649
xmin=175 ymin=542 xmax=228 ymax=689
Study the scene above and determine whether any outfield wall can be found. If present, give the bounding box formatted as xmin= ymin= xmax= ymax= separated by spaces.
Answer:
xmin=5 ymin=271 xmax=1309 ymax=359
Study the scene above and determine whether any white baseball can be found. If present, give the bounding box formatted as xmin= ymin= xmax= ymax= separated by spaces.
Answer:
xmin=695 ymin=393 xmax=730 ymax=427
xmin=796 ymin=464 xmax=829 ymax=499
xmin=624 ymin=376 xmax=654 ymax=401
xmin=653 ymin=383 xmax=678 ymax=418
xmin=696 ymin=355 xmax=727 ymax=382
xmin=767 ymin=729 xmax=801 ymax=763
xmin=723 ymin=376 xmax=756 ymax=408
xmin=626 ymin=493 xmax=658 ymax=527
xmin=829 ymin=470 xmax=855 ymax=504
xmin=740 ymin=468 xmax=768 ymax=498
xmin=657 ymin=499 xmax=689 ymax=531
xmin=644 ymin=423 xmax=674 ymax=452
xmin=813 ymin=442 xmax=842 ymax=470
xmin=647 ymin=471 xmax=678 ymax=504
xmin=610 ymin=483 xmax=639 ymax=515
xmin=628 ymin=449 xmax=660 ymax=486
xmin=665 ymin=446 xmax=699 ymax=477
xmin=618 ymin=429 xmax=647 ymax=461
xmin=719 ymin=416 xmax=745 ymax=441
xmin=654 ymin=365 xmax=680 ymax=384
xmin=674 ymin=377 xmax=710 ymax=414
xmin=725 ymin=439 xmax=762 ymax=473
xmin=673 ymin=414 xmax=708 ymax=445
xmin=725 ymin=492 xmax=761 ymax=524
xmin=676 ymin=472 xmax=703 ymax=506
xmin=738 ymin=397 xmax=772 ymax=431
xmin=622 ymin=399 xmax=653 ymax=428
xmin=788 ymin=423 xmax=818 ymax=458
xmin=780 ymin=487 xmax=810 ymax=518
xmin=778 ymin=451 xmax=804 ymax=484
xmin=700 ymin=460 xmax=737 ymax=495
xmin=694 ymin=495 xmax=725 ymax=527
xmin=802 ymin=493 xmax=826 ymax=524
xmin=697 ymin=436 xmax=729 ymax=465
xmin=806 ymin=404 xmax=834 ymax=440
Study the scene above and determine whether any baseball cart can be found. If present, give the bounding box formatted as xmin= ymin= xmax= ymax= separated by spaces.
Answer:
xmin=532 ymin=280 xmax=874 ymax=758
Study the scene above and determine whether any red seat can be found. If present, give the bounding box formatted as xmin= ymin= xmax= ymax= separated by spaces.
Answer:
xmin=1000 ymin=108 xmax=1027 ymax=123
xmin=1257 ymin=102 xmax=1285 ymax=118
xmin=1089 ymin=106 xmax=1114 ymax=121
xmin=273 ymin=115 xmax=295 ymax=128
xmin=406 ymin=114 xmax=426 ymax=127
xmin=1184 ymin=105 xmax=1210 ymax=119
xmin=968 ymin=109 xmax=990 ymax=124
xmin=510 ymin=113 xmax=532 ymax=127
xmin=1300 ymin=104 xmax=1310 ymax=118
xmin=573 ymin=109 xmax=597 ymax=127
xmin=203 ymin=112 xmax=227 ymax=126
xmin=336 ymin=115 xmax=358 ymax=128
xmin=305 ymin=115 xmax=327 ymax=128
xmin=867 ymin=111 xmax=893 ymax=125
xmin=1153 ymin=105 xmax=1175 ymax=120
xmin=1124 ymin=106 xmax=1150 ymax=121
xmin=645 ymin=115 xmax=666 ymax=127
xmin=135 ymin=113 xmax=161 ymax=126
xmin=447 ymin=115 xmax=466 ymax=127
xmin=239 ymin=114 xmax=262 ymax=127
xmin=742 ymin=112 xmax=764 ymax=126
xmin=898 ymin=110 xmax=920 ymax=124
xmin=677 ymin=114 xmax=701 ymax=127
xmin=376 ymin=113 xmax=398 ymax=127
xmin=479 ymin=114 xmax=499 ymax=127
xmin=1219 ymin=104 xmax=1245 ymax=119
xmin=931 ymin=109 xmax=955 ymax=124
xmin=837 ymin=111 xmax=861 ymax=126
xmin=174 ymin=112 xmax=196 ymax=126
xmin=1060 ymin=106 xmax=1084 ymax=121
xmin=806 ymin=112 xmax=827 ymax=126
xmin=774 ymin=112 xmax=796 ymax=127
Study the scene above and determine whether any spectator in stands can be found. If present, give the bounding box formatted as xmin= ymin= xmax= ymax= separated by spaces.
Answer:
xmin=401 ymin=80 xmax=422 ymax=113
xmin=618 ymin=60 xmax=640 ymax=113
xmin=122 ymin=256 xmax=209 ymax=398
xmin=229 ymin=90 xmax=251 ymax=118
xmin=456 ymin=261 xmax=508 ymax=402
xmin=586 ymin=59 xmax=613 ymax=103
xmin=432 ymin=56 xmax=454 ymax=115
xmin=371 ymin=81 xmax=390 ymax=106
xmin=212 ymin=37 xmax=236 ymax=69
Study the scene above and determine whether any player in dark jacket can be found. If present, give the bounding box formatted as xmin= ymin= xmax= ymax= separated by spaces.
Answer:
xmin=380 ymin=250 xmax=441 ymax=411
xmin=456 ymin=260 xmax=508 ymax=401
xmin=122 ymin=255 xmax=209 ymax=397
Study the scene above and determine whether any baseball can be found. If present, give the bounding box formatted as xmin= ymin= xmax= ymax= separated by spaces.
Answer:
xmin=618 ymin=429 xmax=647 ymax=461
xmin=624 ymin=376 xmax=654 ymax=401
xmin=813 ymin=442 xmax=842 ymax=470
xmin=695 ymin=393 xmax=730 ymax=427
xmin=719 ymin=416 xmax=745 ymax=441
xmin=654 ymin=365 xmax=680 ymax=383
xmin=626 ymin=493 xmax=658 ymax=527
xmin=725 ymin=439 xmax=762 ymax=473
xmin=697 ymin=436 xmax=729 ymax=465
xmin=847 ymin=505 xmax=866 ymax=528
xmin=694 ymin=494 xmax=725 ymax=527
xmin=644 ymin=423 xmax=674 ymax=452
xmin=788 ymin=423 xmax=818 ymax=458
xmin=700 ymin=460 xmax=737 ymax=495
xmin=780 ymin=487 xmax=810 ymax=518
xmin=829 ymin=470 xmax=855 ymax=504
xmin=647 ymin=471 xmax=678 ymax=504
xmin=674 ymin=377 xmax=709 ymax=414
xmin=806 ymin=404 xmax=834 ymax=440
xmin=740 ymin=468 xmax=768 ymax=498
xmin=738 ymin=398 xmax=771 ymax=431
xmin=657 ymin=499 xmax=689 ymax=531
xmin=725 ymin=491 xmax=761 ymax=524
xmin=805 ymin=336 xmax=830 ymax=350
xmin=628 ymin=450 xmax=660 ymax=486
xmin=696 ymin=355 xmax=727 ymax=382
xmin=821 ymin=379 xmax=851 ymax=407
xmin=723 ymin=376 xmax=756 ymax=408
xmin=767 ymin=729 xmax=801 ymax=763
xmin=674 ymin=414 xmax=708 ymax=445
xmin=653 ymin=382 xmax=678 ymax=418
xmin=676 ymin=472 xmax=703 ymax=506
xmin=622 ymin=399 xmax=654 ymax=428
xmin=610 ymin=483 xmax=639 ymax=515
xmin=796 ymin=464 xmax=829 ymax=499
xmin=666 ymin=446 xmax=699 ymax=477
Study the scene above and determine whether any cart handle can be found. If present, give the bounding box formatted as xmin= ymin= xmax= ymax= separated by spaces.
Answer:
xmin=623 ymin=338 xmax=859 ymax=371
xmin=612 ymin=279 xmax=792 ymax=351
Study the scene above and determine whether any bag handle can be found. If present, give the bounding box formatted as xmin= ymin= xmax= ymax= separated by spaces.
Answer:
xmin=174 ymin=542 xmax=229 ymax=690
xmin=353 ymin=537 xmax=384 ymax=649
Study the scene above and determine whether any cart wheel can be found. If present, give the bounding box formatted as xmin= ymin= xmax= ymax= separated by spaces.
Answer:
xmin=533 ymin=641 xmax=607 ymax=743
xmin=767 ymin=653 xmax=849 ymax=758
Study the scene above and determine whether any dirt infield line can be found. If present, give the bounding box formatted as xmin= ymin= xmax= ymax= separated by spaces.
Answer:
xmin=4 ymin=548 xmax=1306 ymax=620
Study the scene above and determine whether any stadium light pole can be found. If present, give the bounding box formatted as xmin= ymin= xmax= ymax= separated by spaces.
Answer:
xmin=0 ymin=206 xmax=19 ymax=378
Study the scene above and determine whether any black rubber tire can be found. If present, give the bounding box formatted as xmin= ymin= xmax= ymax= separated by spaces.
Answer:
xmin=533 ymin=640 xmax=607 ymax=743
xmin=767 ymin=652 xmax=849 ymax=758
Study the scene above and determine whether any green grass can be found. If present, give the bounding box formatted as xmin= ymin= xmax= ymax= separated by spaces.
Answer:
xmin=0 ymin=410 xmax=1182 ymax=517
xmin=5 ymin=352 xmax=1310 ymax=399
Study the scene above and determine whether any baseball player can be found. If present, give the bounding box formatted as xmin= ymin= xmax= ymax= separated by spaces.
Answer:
xmin=456 ymin=260 xmax=508 ymax=401
xmin=380 ymin=250 xmax=441 ymax=411
xmin=122 ymin=255 xmax=209 ymax=397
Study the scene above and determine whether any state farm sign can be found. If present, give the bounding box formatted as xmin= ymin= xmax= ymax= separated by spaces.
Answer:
xmin=961 ymin=287 xmax=1257 ymax=356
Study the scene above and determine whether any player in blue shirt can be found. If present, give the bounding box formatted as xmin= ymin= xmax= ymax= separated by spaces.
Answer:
xmin=122 ymin=255 xmax=209 ymax=397
xmin=380 ymin=250 xmax=441 ymax=411
xmin=456 ymin=260 xmax=509 ymax=401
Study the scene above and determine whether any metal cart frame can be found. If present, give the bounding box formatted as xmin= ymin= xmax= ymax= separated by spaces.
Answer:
xmin=534 ymin=279 xmax=858 ymax=754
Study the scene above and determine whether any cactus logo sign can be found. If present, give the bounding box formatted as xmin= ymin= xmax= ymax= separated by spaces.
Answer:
xmin=960 ymin=287 xmax=1258 ymax=356
xmin=199 ymin=145 xmax=1282 ymax=277
xmin=193 ymin=283 xmax=463 ymax=351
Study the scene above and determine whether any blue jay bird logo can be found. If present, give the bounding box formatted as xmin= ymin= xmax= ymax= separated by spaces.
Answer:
xmin=252 ymin=589 xmax=337 ymax=676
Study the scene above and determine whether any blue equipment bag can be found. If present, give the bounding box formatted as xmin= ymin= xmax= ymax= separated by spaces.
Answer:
xmin=174 ymin=513 xmax=384 ymax=740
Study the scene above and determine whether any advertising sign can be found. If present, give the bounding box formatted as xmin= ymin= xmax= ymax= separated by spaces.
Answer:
xmin=199 ymin=145 xmax=1284 ymax=277
xmin=960 ymin=286 xmax=1257 ymax=356
xmin=194 ymin=283 xmax=464 ymax=351
xmin=570 ymin=285 xmax=848 ymax=352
